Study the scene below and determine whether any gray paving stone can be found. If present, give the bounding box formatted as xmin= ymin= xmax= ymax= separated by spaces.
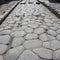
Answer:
xmin=49 ymin=26 xmax=57 ymax=30
xmin=44 ymin=18 xmax=53 ymax=23
xmin=43 ymin=42 xmax=51 ymax=49
xmin=51 ymin=40 xmax=60 ymax=50
xmin=47 ymin=30 xmax=57 ymax=36
xmin=7 ymin=20 xmax=15 ymax=24
xmin=5 ymin=46 xmax=24 ymax=60
xmin=13 ymin=31 xmax=26 ymax=37
xmin=22 ymin=22 xmax=28 ymax=26
xmin=48 ymin=35 xmax=56 ymax=40
xmin=28 ymin=24 xmax=38 ymax=28
xmin=12 ymin=37 xmax=25 ymax=47
xmin=0 ymin=30 xmax=11 ymax=35
xmin=0 ymin=55 xmax=4 ymax=60
xmin=33 ymin=48 xmax=52 ymax=59
xmin=46 ymin=23 xmax=53 ymax=27
xmin=53 ymin=23 xmax=60 ymax=29
xmin=23 ymin=40 xmax=42 ymax=49
xmin=40 ymin=25 xmax=48 ymax=30
xmin=0 ymin=28 xmax=4 ymax=32
xmin=34 ymin=28 xmax=45 ymax=34
xmin=53 ymin=49 xmax=60 ymax=60
xmin=18 ymin=26 xmax=28 ymax=31
xmin=56 ymin=35 xmax=60 ymax=40
xmin=18 ymin=50 xmax=39 ymax=60
xmin=20 ymin=0 xmax=26 ymax=3
xmin=0 ymin=1 xmax=60 ymax=60
xmin=25 ymin=27 xmax=33 ymax=33
xmin=4 ymin=26 xmax=12 ymax=30
xmin=25 ymin=33 xmax=38 ymax=39
xmin=0 ymin=35 xmax=11 ymax=44
xmin=56 ymin=29 xmax=60 ymax=34
xmin=39 ymin=33 xmax=49 ymax=41
xmin=0 ymin=44 xmax=7 ymax=54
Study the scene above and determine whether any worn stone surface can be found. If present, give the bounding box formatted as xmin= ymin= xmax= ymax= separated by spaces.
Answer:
xmin=5 ymin=46 xmax=24 ymax=60
xmin=51 ymin=40 xmax=60 ymax=50
xmin=25 ymin=34 xmax=38 ymax=39
xmin=0 ymin=0 xmax=60 ymax=60
xmin=56 ymin=29 xmax=60 ymax=34
xmin=23 ymin=40 xmax=42 ymax=49
xmin=0 ymin=44 xmax=7 ymax=54
xmin=56 ymin=35 xmax=60 ymax=40
xmin=43 ymin=41 xmax=51 ymax=49
xmin=18 ymin=50 xmax=40 ymax=60
xmin=47 ymin=30 xmax=57 ymax=36
xmin=0 ymin=30 xmax=11 ymax=35
xmin=12 ymin=37 xmax=25 ymax=47
xmin=13 ymin=31 xmax=26 ymax=37
xmin=33 ymin=48 xmax=52 ymax=59
xmin=53 ymin=49 xmax=60 ymax=60
xmin=25 ymin=27 xmax=33 ymax=33
xmin=0 ymin=55 xmax=4 ymax=60
xmin=0 ymin=35 xmax=11 ymax=44
xmin=39 ymin=33 xmax=49 ymax=41
xmin=34 ymin=28 xmax=45 ymax=34
xmin=28 ymin=24 xmax=38 ymax=28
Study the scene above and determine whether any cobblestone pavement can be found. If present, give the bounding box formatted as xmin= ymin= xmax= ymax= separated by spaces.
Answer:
xmin=0 ymin=0 xmax=60 ymax=60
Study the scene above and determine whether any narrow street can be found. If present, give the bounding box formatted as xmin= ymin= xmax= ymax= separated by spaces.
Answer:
xmin=0 ymin=0 xmax=60 ymax=60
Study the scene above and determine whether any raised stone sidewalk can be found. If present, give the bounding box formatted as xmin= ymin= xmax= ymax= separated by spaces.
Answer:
xmin=39 ymin=0 xmax=60 ymax=15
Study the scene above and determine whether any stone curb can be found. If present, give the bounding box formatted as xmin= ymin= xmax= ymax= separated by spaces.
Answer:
xmin=38 ymin=0 xmax=60 ymax=19
xmin=0 ymin=1 xmax=21 ymax=25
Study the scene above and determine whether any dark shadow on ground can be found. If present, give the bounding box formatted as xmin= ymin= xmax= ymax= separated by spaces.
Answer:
xmin=49 ymin=0 xmax=60 ymax=3
xmin=0 ymin=0 xmax=18 ymax=5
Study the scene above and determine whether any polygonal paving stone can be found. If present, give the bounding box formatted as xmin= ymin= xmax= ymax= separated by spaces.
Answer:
xmin=39 ymin=33 xmax=49 ymax=41
xmin=28 ymin=24 xmax=38 ymax=28
xmin=0 ymin=55 xmax=4 ymax=60
xmin=18 ymin=50 xmax=40 ymax=60
xmin=25 ymin=27 xmax=33 ymax=33
xmin=25 ymin=33 xmax=38 ymax=39
xmin=53 ymin=49 xmax=60 ymax=60
xmin=43 ymin=42 xmax=51 ymax=49
xmin=48 ymin=35 xmax=56 ymax=40
xmin=0 ymin=28 xmax=3 ymax=31
xmin=22 ymin=21 xmax=28 ymax=25
xmin=18 ymin=26 xmax=28 ymax=31
xmin=4 ymin=26 xmax=12 ymax=30
xmin=0 ymin=30 xmax=11 ymax=35
xmin=5 ymin=46 xmax=24 ymax=60
xmin=40 ymin=25 xmax=48 ymax=29
xmin=50 ymin=26 xmax=57 ymax=30
xmin=34 ymin=28 xmax=45 ymax=34
xmin=56 ymin=35 xmax=60 ymax=40
xmin=33 ymin=48 xmax=52 ymax=59
xmin=0 ymin=35 xmax=11 ymax=44
xmin=12 ymin=37 xmax=25 ymax=47
xmin=56 ymin=29 xmax=60 ymax=34
xmin=46 ymin=23 xmax=52 ymax=27
xmin=47 ymin=30 xmax=57 ymax=36
xmin=7 ymin=20 xmax=15 ymax=24
xmin=44 ymin=18 xmax=53 ymax=23
xmin=51 ymin=40 xmax=60 ymax=50
xmin=0 ymin=44 xmax=7 ymax=54
xmin=53 ymin=23 xmax=60 ymax=29
xmin=13 ymin=31 xmax=26 ymax=37
xmin=23 ymin=40 xmax=42 ymax=49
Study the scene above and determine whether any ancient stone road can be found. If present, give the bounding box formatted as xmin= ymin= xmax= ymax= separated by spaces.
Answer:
xmin=0 ymin=0 xmax=60 ymax=60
